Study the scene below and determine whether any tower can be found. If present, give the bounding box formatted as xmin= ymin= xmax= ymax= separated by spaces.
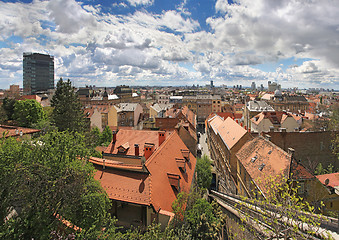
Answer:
xmin=23 ymin=52 xmax=54 ymax=95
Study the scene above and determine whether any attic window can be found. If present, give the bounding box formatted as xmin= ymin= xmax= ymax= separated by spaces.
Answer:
xmin=251 ymin=156 xmax=257 ymax=163
xmin=176 ymin=158 xmax=186 ymax=173
xmin=258 ymin=163 xmax=266 ymax=171
xmin=118 ymin=142 xmax=130 ymax=153
xmin=180 ymin=149 xmax=190 ymax=162
xmin=167 ymin=173 xmax=181 ymax=191
xmin=268 ymin=150 xmax=272 ymax=155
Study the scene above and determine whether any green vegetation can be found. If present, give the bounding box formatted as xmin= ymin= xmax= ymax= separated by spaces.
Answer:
xmin=235 ymin=174 xmax=331 ymax=239
xmin=13 ymin=99 xmax=46 ymax=127
xmin=51 ymin=78 xmax=86 ymax=132
xmin=0 ymin=131 xmax=112 ymax=239
xmin=195 ymin=155 xmax=213 ymax=189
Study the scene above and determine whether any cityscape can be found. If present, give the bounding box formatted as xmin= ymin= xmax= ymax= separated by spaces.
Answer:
xmin=1 ymin=0 xmax=339 ymax=239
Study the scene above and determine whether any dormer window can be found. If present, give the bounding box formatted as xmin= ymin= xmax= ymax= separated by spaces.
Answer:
xmin=176 ymin=158 xmax=186 ymax=173
xmin=251 ymin=156 xmax=257 ymax=163
xmin=180 ymin=149 xmax=190 ymax=162
xmin=258 ymin=163 xmax=265 ymax=171
xmin=117 ymin=142 xmax=129 ymax=154
xmin=167 ymin=173 xmax=181 ymax=191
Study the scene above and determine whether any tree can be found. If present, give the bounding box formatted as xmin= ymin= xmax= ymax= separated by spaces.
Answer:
xmin=0 ymin=106 xmax=8 ymax=124
xmin=101 ymin=125 xmax=113 ymax=146
xmin=236 ymin=174 xmax=332 ymax=239
xmin=0 ymin=131 xmax=112 ymax=239
xmin=196 ymin=155 xmax=212 ymax=189
xmin=13 ymin=99 xmax=46 ymax=127
xmin=51 ymin=78 xmax=85 ymax=132
xmin=2 ymin=97 xmax=17 ymax=120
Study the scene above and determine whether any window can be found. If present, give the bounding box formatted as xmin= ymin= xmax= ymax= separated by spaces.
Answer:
xmin=297 ymin=182 xmax=305 ymax=195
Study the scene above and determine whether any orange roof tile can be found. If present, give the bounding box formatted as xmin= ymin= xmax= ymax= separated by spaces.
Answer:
xmin=104 ymin=129 xmax=171 ymax=156
xmin=181 ymin=106 xmax=196 ymax=128
xmin=208 ymin=115 xmax=224 ymax=135
xmin=316 ymin=173 xmax=339 ymax=188
xmin=145 ymin=131 xmax=197 ymax=212
xmin=290 ymin=160 xmax=314 ymax=180
xmin=93 ymin=166 xmax=151 ymax=206
xmin=236 ymin=137 xmax=291 ymax=197
xmin=217 ymin=117 xmax=247 ymax=150
xmin=0 ymin=125 xmax=40 ymax=138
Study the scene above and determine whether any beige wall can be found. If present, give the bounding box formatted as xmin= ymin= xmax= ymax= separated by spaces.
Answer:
xmin=108 ymin=105 xmax=118 ymax=127
xmin=281 ymin=117 xmax=299 ymax=132
xmin=90 ymin=108 xmax=103 ymax=131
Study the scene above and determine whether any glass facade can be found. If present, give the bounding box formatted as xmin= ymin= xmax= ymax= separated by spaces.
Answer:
xmin=23 ymin=53 xmax=54 ymax=95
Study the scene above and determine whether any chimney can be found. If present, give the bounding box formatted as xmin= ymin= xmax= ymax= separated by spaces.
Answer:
xmin=144 ymin=143 xmax=154 ymax=160
xmin=236 ymin=119 xmax=239 ymax=123
xmin=265 ymin=134 xmax=271 ymax=141
xmin=244 ymin=125 xmax=247 ymax=130
xmin=248 ymin=127 xmax=251 ymax=133
xmin=134 ymin=144 xmax=139 ymax=156
xmin=269 ymin=126 xmax=274 ymax=132
xmin=159 ymin=131 xmax=166 ymax=146
xmin=112 ymin=131 xmax=117 ymax=143
xmin=240 ymin=122 xmax=243 ymax=127
xmin=288 ymin=147 xmax=295 ymax=159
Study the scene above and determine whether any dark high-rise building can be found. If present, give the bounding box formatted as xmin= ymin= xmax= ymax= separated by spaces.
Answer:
xmin=23 ymin=52 xmax=54 ymax=95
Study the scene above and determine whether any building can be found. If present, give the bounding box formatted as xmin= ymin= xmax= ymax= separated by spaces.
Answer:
xmin=267 ymin=81 xmax=281 ymax=92
xmin=206 ymin=116 xmax=252 ymax=193
xmin=0 ymin=125 xmax=40 ymax=139
xmin=23 ymin=53 xmax=54 ymax=95
xmin=108 ymin=103 xmax=143 ymax=128
xmin=236 ymin=136 xmax=335 ymax=213
xmin=251 ymin=82 xmax=256 ymax=91
xmin=89 ymin=130 xmax=196 ymax=229
xmin=250 ymin=111 xmax=299 ymax=133
xmin=243 ymin=100 xmax=275 ymax=130
xmin=316 ymin=173 xmax=339 ymax=215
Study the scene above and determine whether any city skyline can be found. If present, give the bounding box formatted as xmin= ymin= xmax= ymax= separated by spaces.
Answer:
xmin=0 ymin=0 xmax=339 ymax=89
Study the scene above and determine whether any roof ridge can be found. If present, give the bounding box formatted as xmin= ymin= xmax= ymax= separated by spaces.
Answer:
xmin=145 ymin=131 xmax=178 ymax=167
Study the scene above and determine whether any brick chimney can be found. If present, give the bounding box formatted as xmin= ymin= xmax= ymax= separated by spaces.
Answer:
xmin=144 ymin=143 xmax=155 ymax=160
xmin=159 ymin=131 xmax=166 ymax=146
xmin=288 ymin=147 xmax=295 ymax=159
xmin=134 ymin=144 xmax=139 ymax=156
xmin=112 ymin=130 xmax=117 ymax=143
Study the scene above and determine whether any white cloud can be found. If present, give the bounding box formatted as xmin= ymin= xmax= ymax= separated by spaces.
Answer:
xmin=125 ymin=0 xmax=154 ymax=7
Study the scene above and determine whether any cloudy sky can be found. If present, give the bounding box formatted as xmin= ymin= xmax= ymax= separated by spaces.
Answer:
xmin=1 ymin=0 xmax=338 ymax=89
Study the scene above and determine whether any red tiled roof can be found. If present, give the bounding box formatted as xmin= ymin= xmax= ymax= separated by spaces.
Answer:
xmin=146 ymin=131 xmax=197 ymax=212
xmin=181 ymin=106 xmax=196 ymax=129
xmin=236 ymin=137 xmax=291 ymax=197
xmin=93 ymin=166 xmax=151 ymax=206
xmin=217 ymin=117 xmax=247 ymax=150
xmin=0 ymin=125 xmax=40 ymax=138
xmin=316 ymin=173 xmax=339 ymax=188
xmin=103 ymin=129 xmax=171 ymax=156
xmin=290 ymin=160 xmax=314 ymax=180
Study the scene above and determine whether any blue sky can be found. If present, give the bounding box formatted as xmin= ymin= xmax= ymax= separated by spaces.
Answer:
xmin=0 ymin=0 xmax=338 ymax=89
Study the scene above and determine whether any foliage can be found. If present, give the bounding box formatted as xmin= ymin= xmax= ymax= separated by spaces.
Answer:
xmin=329 ymin=103 xmax=339 ymax=163
xmin=101 ymin=125 xmax=113 ymax=146
xmin=51 ymin=78 xmax=85 ymax=132
xmin=196 ymin=155 xmax=212 ymax=189
xmin=315 ymin=163 xmax=335 ymax=175
xmin=0 ymin=131 xmax=111 ymax=239
xmin=0 ymin=106 xmax=8 ymax=123
xmin=171 ymin=190 xmax=226 ymax=240
xmin=2 ymin=97 xmax=17 ymax=120
xmin=236 ymin=174 xmax=331 ymax=239
xmin=13 ymin=99 xmax=46 ymax=127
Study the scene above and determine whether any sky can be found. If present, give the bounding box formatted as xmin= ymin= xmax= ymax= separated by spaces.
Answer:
xmin=0 ymin=0 xmax=339 ymax=89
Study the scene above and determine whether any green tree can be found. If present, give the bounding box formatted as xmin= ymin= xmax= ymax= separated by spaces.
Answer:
xmin=196 ymin=155 xmax=212 ymax=189
xmin=2 ymin=97 xmax=17 ymax=120
xmin=13 ymin=99 xmax=46 ymax=127
xmin=236 ymin=174 xmax=331 ymax=239
xmin=0 ymin=131 xmax=111 ymax=239
xmin=101 ymin=125 xmax=113 ymax=146
xmin=0 ymin=106 xmax=8 ymax=124
xmin=51 ymin=78 xmax=85 ymax=132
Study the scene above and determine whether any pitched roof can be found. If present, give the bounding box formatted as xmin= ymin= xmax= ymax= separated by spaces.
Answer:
xmin=93 ymin=166 xmax=151 ymax=206
xmin=181 ymin=106 xmax=196 ymax=128
xmin=103 ymin=129 xmax=170 ymax=156
xmin=247 ymin=100 xmax=274 ymax=112
xmin=0 ymin=125 xmax=40 ymax=138
xmin=316 ymin=173 xmax=339 ymax=188
xmin=145 ymin=131 xmax=197 ymax=212
xmin=208 ymin=115 xmax=224 ymax=135
xmin=251 ymin=111 xmax=292 ymax=125
xmin=217 ymin=117 xmax=247 ymax=150
xmin=91 ymin=131 xmax=197 ymax=213
xmin=236 ymin=136 xmax=291 ymax=197
xmin=116 ymin=103 xmax=139 ymax=112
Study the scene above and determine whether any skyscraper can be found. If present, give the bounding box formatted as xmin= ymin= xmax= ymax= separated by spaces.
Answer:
xmin=23 ymin=52 xmax=54 ymax=95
